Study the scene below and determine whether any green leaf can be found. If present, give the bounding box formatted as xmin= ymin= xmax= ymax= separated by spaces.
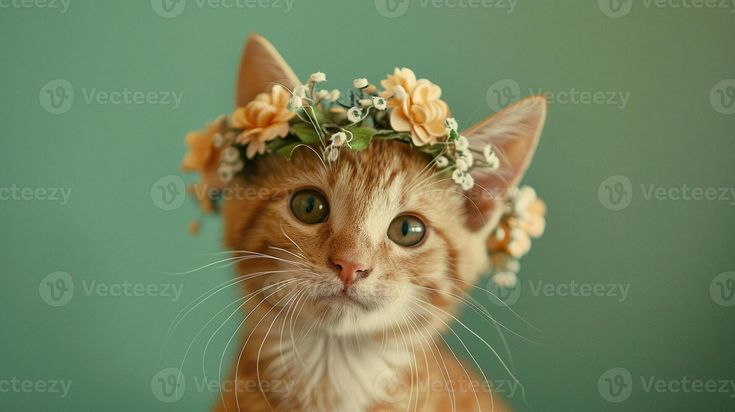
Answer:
xmin=275 ymin=142 xmax=304 ymax=160
xmin=348 ymin=127 xmax=376 ymax=151
xmin=290 ymin=123 xmax=322 ymax=145
xmin=448 ymin=129 xmax=459 ymax=141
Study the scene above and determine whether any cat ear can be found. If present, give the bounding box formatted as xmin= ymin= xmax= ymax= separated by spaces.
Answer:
xmin=235 ymin=34 xmax=300 ymax=107
xmin=463 ymin=96 xmax=547 ymax=231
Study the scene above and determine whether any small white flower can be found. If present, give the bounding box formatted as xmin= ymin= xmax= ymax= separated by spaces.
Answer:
xmin=372 ymin=96 xmax=387 ymax=110
xmin=212 ymin=133 xmax=225 ymax=148
xmin=347 ymin=107 xmax=363 ymax=123
xmin=460 ymin=173 xmax=475 ymax=190
xmin=457 ymin=150 xmax=474 ymax=166
xmin=353 ymin=78 xmax=369 ymax=89
xmin=452 ymin=169 xmax=465 ymax=185
xmin=435 ymin=155 xmax=449 ymax=168
xmin=326 ymin=145 xmax=339 ymax=162
xmin=492 ymin=271 xmax=518 ymax=288
xmin=444 ymin=117 xmax=458 ymax=132
xmin=222 ymin=146 xmax=240 ymax=162
xmin=309 ymin=72 xmax=326 ymax=83
xmin=217 ymin=165 xmax=234 ymax=182
xmin=330 ymin=131 xmax=348 ymax=147
xmin=455 ymin=158 xmax=470 ymax=172
xmin=315 ymin=89 xmax=329 ymax=100
xmin=327 ymin=89 xmax=341 ymax=102
xmin=483 ymin=145 xmax=500 ymax=170
xmin=359 ymin=98 xmax=373 ymax=108
xmin=287 ymin=96 xmax=303 ymax=111
xmin=293 ymin=85 xmax=307 ymax=98
xmin=392 ymin=85 xmax=407 ymax=100
xmin=455 ymin=135 xmax=470 ymax=151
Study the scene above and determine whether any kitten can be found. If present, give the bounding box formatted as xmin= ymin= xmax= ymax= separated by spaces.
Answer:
xmin=213 ymin=34 xmax=546 ymax=412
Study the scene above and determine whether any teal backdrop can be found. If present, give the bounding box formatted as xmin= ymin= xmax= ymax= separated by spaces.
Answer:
xmin=1 ymin=1 xmax=734 ymax=411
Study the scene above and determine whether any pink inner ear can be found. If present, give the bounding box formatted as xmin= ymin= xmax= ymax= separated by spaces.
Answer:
xmin=461 ymin=96 xmax=547 ymax=231
xmin=236 ymin=34 xmax=300 ymax=107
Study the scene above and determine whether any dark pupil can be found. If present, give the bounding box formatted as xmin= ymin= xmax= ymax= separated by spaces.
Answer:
xmin=401 ymin=219 xmax=410 ymax=237
xmin=305 ymin=196 xmax=316 ymax=214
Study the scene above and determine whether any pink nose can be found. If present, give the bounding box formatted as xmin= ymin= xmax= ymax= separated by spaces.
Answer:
xmin=329 ymin=258 xmax=371 ymax=291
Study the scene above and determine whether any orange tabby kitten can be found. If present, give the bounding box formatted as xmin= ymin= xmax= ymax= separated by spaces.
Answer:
xmin=213 ymin=35 xmax=546 ymax=412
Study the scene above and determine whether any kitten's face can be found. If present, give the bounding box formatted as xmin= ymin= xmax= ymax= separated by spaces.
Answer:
xmin=222 ymin=140 xmax=491 ymax=335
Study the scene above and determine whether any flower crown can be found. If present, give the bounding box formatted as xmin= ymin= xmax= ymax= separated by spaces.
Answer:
xmin=181 ymin=68 xmax=545 ymax=286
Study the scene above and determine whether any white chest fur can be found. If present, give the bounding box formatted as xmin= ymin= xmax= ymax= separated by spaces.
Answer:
xmin=265 ymin=332 xmax=413 ymax=412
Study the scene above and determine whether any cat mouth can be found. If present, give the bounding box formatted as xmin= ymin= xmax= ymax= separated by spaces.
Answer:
xmin=319 ymin=293 xmax=371 ymax=311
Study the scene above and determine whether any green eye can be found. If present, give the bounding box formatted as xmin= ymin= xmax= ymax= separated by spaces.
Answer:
xmin=290 ymin=189 xmax=329 ymax=224
xmin=387 ymin=214 xmax=426 ymax=247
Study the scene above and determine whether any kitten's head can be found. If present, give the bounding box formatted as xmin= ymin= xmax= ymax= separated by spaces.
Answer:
xmin=221 ymin=35 xmax=546 ymax=336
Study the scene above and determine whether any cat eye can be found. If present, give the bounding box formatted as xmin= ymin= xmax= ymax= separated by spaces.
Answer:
xmin=387 ymin=214 xmax=426 ymax=247
xmin=290 ymin=189 xmax=329 ymax=224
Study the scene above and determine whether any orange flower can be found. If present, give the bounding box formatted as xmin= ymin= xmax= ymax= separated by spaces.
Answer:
xmin=231 ymin=85 xmax=295 ymax=159
xmin=182 ymin=118 xmax=225 ymax=187
xmin=380 ymin=68 xmax=449 ymax=146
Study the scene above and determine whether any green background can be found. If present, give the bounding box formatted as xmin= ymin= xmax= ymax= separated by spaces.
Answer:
xmin=1 ymin=0 xmax=734 ymax=411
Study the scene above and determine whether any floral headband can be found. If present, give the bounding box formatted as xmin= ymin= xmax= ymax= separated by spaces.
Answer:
xmin=181 ymin=67 xmax=545 ymax=286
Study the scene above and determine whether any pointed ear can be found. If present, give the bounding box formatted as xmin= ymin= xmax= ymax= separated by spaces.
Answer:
xmin=464 ymin=96 xmax=547 ymax=231
xmin=235 ymin=34 xmax=300 ymax=107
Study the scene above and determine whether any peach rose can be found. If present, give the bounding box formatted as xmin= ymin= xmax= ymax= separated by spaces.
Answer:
xmin=182 ymin=119 xmax=224 ymax=182
xmin=181 ymin=118 xmax=227 ymax=213
xmin=380 ymin=68 xmax=449 ymax=146
xmin=231 ymin=85 xmax=295 ymax=158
